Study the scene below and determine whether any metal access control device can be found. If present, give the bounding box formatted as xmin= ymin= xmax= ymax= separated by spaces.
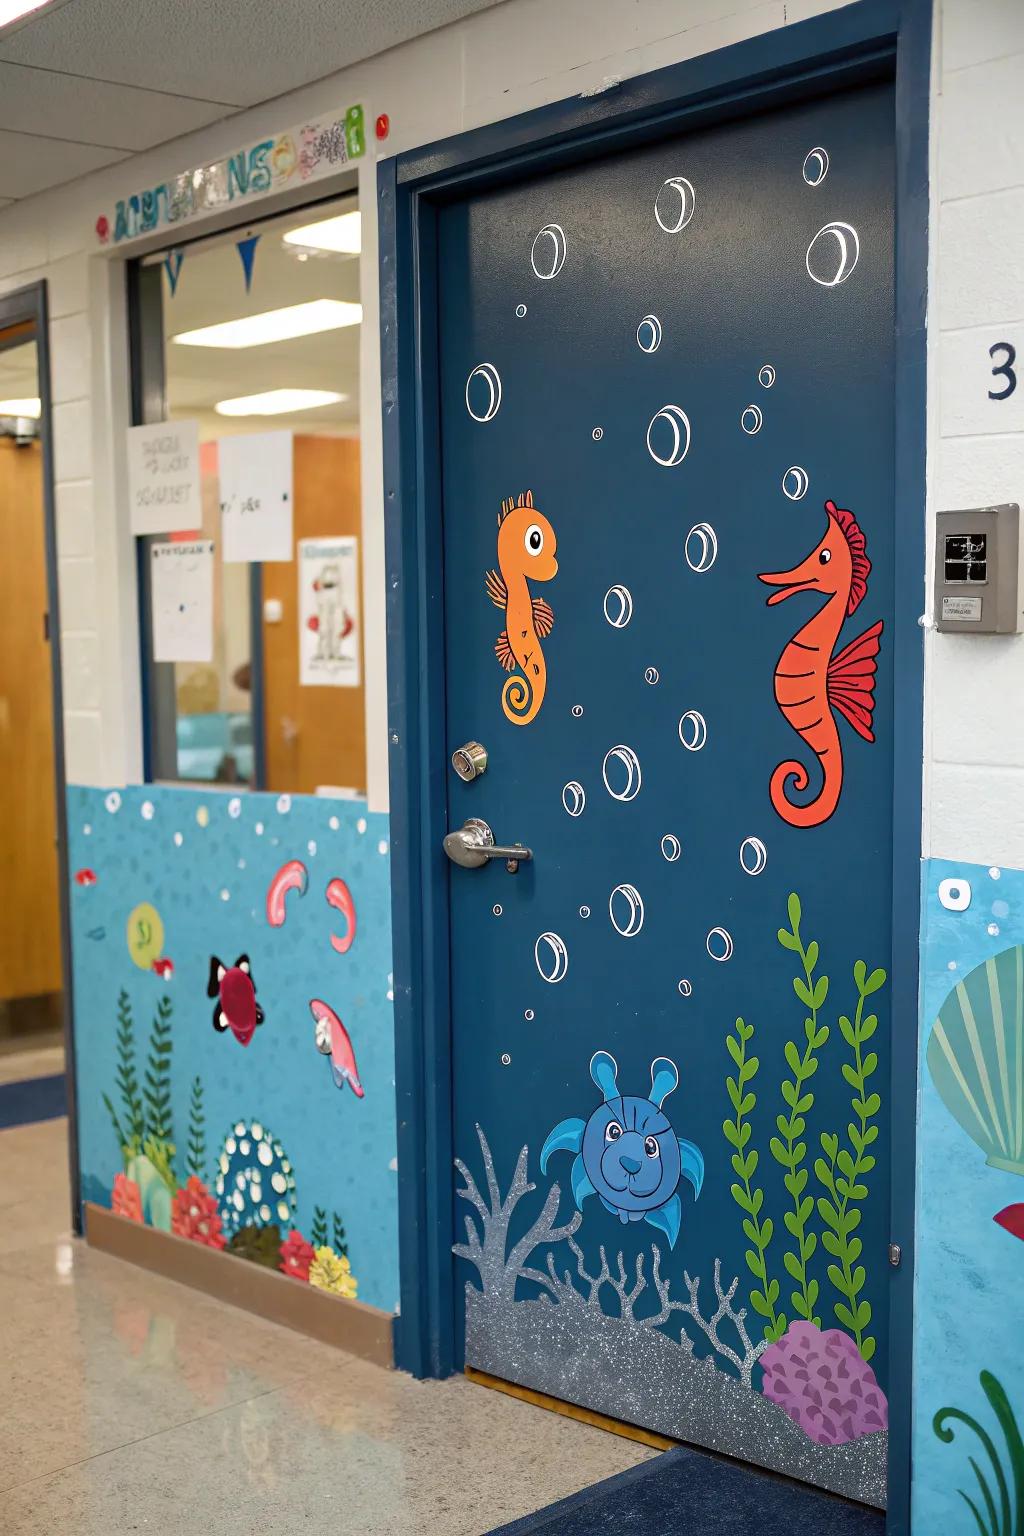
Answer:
xmin=934 ymin=503 xmax=1022 ymax=634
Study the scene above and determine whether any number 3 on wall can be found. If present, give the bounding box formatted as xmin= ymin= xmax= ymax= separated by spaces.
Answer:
xmin=989 ymin=341 xmax=1017 ymax=401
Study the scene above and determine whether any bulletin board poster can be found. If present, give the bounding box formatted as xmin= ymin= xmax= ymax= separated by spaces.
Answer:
xmin=219 ymin=430 xmax=293 ymax=563
xmin=298 ymin=536 xmax=360 ymax=688
xmin=150 ymin=539 xmax=214 ymax=663
xmin=127 ymin=420 xmax=202 ymax=535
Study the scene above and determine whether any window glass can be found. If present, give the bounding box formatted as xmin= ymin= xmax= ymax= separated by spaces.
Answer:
xmin=134 ymin=192 xmax=365 ymax=796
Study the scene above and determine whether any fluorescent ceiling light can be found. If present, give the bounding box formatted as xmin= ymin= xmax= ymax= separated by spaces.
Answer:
xmin=215 ymin=389 xmax=347 ymax=417
xmin=0 ymin=396 xmax=40 ymax=417
xmin=283 ymin=211 xmax=362 ymax=255
xmin=173 ymin=299 xmax=361 ymax=349
xmin=0 ymin=1 xmax=49 ymax=25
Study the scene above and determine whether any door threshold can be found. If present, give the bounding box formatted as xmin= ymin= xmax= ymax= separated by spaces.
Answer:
xmin=464 ymin=1366 xmax=677 ymax=1451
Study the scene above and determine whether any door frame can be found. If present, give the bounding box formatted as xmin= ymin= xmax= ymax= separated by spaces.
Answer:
xmin=0 ymin=280 xmax=81 ymax=1233
xmin=380 ymin=2 xmax=930 ymax=1528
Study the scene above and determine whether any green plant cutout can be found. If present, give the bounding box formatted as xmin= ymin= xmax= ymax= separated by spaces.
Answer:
xmin=311 ymin=1205 xmax=328 ymax=1248
xmin=724 ymin=1016 xmax=783 ymax=1340
xmin=934 ymin=1370 xmax=1024 ymax=1536
xmin=187 ymin=1075 xmax=207 ymax=1180
xmin=815 ymin=959 xmax=886 ymax=1360
xmin=772 ymin=892 xmax=829 ymax=1326
xmin=141 ymin=995 xmax=176 ymax=1193
xmin=102 ymin=989 xmax=145 ymax=1163
xmin=332 ymin=1213 xmax=349 ymax=1259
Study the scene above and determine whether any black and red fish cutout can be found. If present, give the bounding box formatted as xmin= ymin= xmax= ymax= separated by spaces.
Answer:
xmin=207 ymin=954 xmax=264 ymax=1047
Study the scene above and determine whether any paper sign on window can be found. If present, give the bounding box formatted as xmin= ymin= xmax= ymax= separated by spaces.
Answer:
xmin=219 ymin=430 xmax=293 ymax=563
xmin=150 ymin=539 xmax=214 ymax=663
xmin=298 ymin=536 xmax=360 ymax=687
xmin=127 ymin=419 xmax=202 ymax=535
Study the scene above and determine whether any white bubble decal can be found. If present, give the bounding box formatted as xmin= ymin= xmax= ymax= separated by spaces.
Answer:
xmin=938 ymin=877 xmax=972 ymax=912
xmin=609 ymin=884 xmax=645 ymax=937
xmin=706 ymin=927 xmax=734 ymax=962
xmin=571 ymin=704 xmax=584 ymax=718
xmin=535 ymin=932 xmax=569 ymax=983
xmin=637 ymin=314 xmax=663 ymax=353
xmin=802 ymin=147 xmax=829 ymax=186
xmin=758 ymin=364 xmax=776 ymax=388
xmin=741 ymin=405 xmax=763 ymax=436
xmin=592 ymin=427 xmax=604 ymax=441
xmin=806 ymin=221 xmax=860 ymax=287
xmin=678 ymin=979 xmax=693 ymax=997
xmin=655 ymin=177 xmax=695 ymax=233
xmin=678 ymin=712 xmax=707 ymax=751
xmin=647 ymin=405 xmax=691 ymax=467
xmin=492 ymin=904 xmax=502 ymax=917
xmin=105 ymin=791 xmax=121 ymax=814
xmin=739 ymin=837 xmax=768 ymax=876
xmin=501 ymin=1053 xmax=511 ymax=1066
xmin=602 ymin=745 xmax=642 ymax=802
xmin=684 ymin=523 xmax=717 ymax=573
xmin=228 ymin=797 xmax=242 ymax=818
xmin=515 ymin=304 xmax=527 ymax=317
xmin=531 ymin=223 xmax=567 ymax=280
xmin=562 ymin=781 xmax=586 ymax=817
xmin=465 ymin=363 xmax=502 ymax=422
xmin=141 ymin=800 xmax=154 ymax=821
xmin=579 ymin=906 xmax=591 ymax=919
xmin=782 ymin=466 xmax=809 ymax=501
xmin=603 ymin=585 xmax=633 ymax=628
xmin=661 ymin=834 xmax=681 ymax=862
xmin=644 ymin=667 xmax=660 ymax=685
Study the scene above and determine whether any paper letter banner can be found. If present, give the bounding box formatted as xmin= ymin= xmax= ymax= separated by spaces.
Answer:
xmin=150 ymin=540 xmax=214 ymax=663
xmin=127 ymin=419 xmax=202 ymax=535
xmin=219 ymin=430 xmax=293 ymax=563
xmin=298 ymin=536 xmax=360 ymax=687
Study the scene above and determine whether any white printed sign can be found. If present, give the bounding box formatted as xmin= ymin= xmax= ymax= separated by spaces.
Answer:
xmin=127 ymin=420 xmax=202 ymax=535
xmin=298 ymin=536 xmax=360 ymax=687
xmin=150 ymin=539 xmax=214 ymax=662
xmin=219 ymin=430 xmax=293 ymax=563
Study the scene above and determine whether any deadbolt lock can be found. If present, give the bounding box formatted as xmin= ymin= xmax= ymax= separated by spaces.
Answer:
xmin=451 ymin=741 xmax=488 ymax=783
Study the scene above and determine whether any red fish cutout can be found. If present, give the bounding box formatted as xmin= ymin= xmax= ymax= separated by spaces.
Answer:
xmin=152 ymin=957 xmax=174 ymax=979
xmin=207 ymin=954 xmax=264 ymax=1046
xmin=74 ymin=868 xmax=98 ymax=886
xmin=994 ymin=1205 xmax=1024 ymax=1241
xmin=310 ymin=998 xmax=364 ymax=1097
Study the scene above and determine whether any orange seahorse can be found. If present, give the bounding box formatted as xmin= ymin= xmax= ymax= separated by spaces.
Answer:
xmin=484 ymin=490 xmax=558 ymax=726
xmin=758 ymin=498 xmax=883 ymax=828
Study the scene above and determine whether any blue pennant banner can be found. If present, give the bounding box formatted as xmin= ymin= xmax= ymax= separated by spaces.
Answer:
xmin=163 ymin=248 xmax=184 ymax=295
xmin=236 ymin=234 xmax=260 ymax=293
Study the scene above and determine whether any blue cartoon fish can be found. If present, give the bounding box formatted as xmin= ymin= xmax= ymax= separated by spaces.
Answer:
xmin=540 ymin=1050 xmax=703 ymax=1249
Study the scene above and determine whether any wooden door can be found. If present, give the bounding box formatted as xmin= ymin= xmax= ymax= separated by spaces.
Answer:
xmin=0 ymin=437 xmax=61 ymax=1001
xmin=261 ymin=435 xmax=366 ymax=795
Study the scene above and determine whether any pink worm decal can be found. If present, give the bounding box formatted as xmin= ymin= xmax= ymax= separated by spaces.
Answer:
xmin=266 ymin=860 xmax=308 ymax=926
xmin=309 ymin=998 xmax=364 ymax=1097
xmin=326 ymin=877 xmax=356 ymax=954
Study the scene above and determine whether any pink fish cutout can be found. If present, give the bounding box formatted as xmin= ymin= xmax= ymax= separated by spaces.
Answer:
xmin=309 ymin=998 xmax=364 ymax=1097
xmin=326 ymin=877 xmax=356 ymax=955
xmin=266 ymin=860 xmax=308 ymax=927
xmin=74 ymin=868 xmax=98 ymax=886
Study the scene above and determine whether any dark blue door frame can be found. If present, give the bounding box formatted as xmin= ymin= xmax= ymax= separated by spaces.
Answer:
xmin=380 ymin=3 xmax=929 ymax=1529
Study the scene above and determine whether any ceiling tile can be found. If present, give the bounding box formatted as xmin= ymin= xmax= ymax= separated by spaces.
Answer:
xmin=0 ymin=62 xmax=233 ymax=150
xmin=0 ymin=0 xmax=503 ymax=107
xmin=0 ymin=128 xmax=127 ymax=199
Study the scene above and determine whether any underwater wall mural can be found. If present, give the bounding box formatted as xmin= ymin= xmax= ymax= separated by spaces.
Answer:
xmin=68 ymin=784 xmax=398 ymax=1314
xmin=453 ymin=891 xmax=891 ymax=1506
xmin=914 ymin=859 xmax=1024 ymax=1533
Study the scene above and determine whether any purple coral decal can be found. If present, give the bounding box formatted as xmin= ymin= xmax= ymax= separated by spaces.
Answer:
xmin=759 ymin=1321 xmax=888 ymax=1445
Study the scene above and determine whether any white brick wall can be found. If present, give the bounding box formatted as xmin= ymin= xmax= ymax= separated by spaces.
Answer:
xmin=926 ymin=0 xmax=1024 ymax=865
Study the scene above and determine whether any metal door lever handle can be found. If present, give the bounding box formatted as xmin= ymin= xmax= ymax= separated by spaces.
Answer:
xmin=443 ymin=817 xmax=532 ymax=874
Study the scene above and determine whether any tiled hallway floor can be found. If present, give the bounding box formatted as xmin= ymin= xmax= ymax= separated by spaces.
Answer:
xmin=0 ymin=1115 xmax=653 ymax=1535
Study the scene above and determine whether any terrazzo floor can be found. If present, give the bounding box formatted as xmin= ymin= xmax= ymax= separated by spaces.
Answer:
xmin=0 ymin=1114 xmax=653 ymax=1535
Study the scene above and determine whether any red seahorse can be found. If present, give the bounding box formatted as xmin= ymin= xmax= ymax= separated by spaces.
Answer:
xmin=484 ymin=490 xmax=558 ymax=726
xmin=758 ymin=499 xmax=883 ymax=828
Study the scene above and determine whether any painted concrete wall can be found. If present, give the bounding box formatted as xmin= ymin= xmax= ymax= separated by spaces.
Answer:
xmin=2 ymin=0 xmax=1024 ymax=1525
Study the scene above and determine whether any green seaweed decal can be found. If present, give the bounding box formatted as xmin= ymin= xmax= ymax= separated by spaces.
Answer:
xmin=772 ymin=892 xmax=830 ymax=1327
xmin=102 ymin=988 xmax=145 ymax=1163
xmin=724 ymin=1016 xmax=782 ymax=1339
xmin=934 ymin=1371 xmax=1024 ymax=1536
xmin=815 ymin=959 xmax=885 ymax=1360
xmin=724 ymin=893 xmax=888 ymax=1351
xmin=186 ymin=1074 xmax=207 ymax=1180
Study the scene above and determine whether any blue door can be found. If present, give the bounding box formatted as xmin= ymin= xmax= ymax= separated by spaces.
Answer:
xmin=440 ymin=80 xmax=894 ymax=1507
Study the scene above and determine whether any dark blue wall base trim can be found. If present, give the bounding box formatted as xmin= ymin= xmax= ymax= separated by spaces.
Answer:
xmin=0 ymin=1074 xmax=68 ymax=1131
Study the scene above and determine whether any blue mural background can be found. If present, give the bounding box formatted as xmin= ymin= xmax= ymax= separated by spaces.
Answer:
xmin=914 ymin=856 xmax=1024 ymax=1531
xmin=67 ymin=783 xmax=399 ymax=1313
